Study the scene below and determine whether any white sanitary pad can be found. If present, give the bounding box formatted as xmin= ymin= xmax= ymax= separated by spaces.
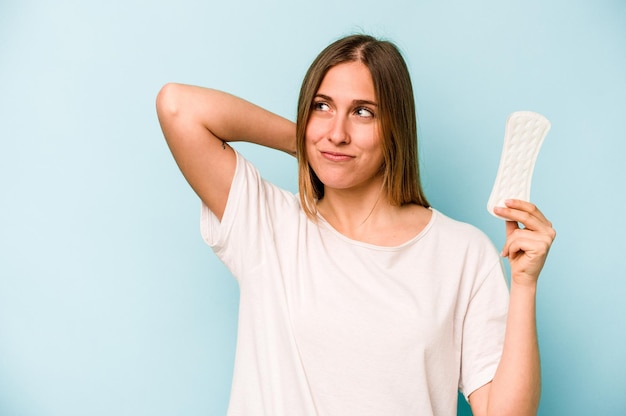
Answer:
xmin=487 ymin=111 xmax=551 ymax=219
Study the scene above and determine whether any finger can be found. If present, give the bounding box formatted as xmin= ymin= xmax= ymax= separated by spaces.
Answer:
xmin=501 ymin=221 xmax=517 ymax=257
xmin=507 ymin=231 xmax=552 ymax=255
xmin=505 ymin=199 xmax=549 ymax=224
xmin=505 ymin=220 xmax=519 ymax=237
xmin=502 ymin=227 xmax=554 ymax=258
xmin=495 ymin=202 xmax=551 ymax=232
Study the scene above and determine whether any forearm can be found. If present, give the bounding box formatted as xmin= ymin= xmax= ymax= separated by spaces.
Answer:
xmin=157 ymin=83 xmax=296 ymax=219
xmin=488 ymin=281 xmax=541 ymax=415
xmin=159 ymin=83 xmax=296 ymax=155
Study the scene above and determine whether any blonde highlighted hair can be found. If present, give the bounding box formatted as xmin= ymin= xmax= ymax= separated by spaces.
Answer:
xmin=297 ymin=34 xmax=429 ymax=218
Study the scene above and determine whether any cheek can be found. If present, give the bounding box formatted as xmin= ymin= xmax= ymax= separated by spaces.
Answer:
xmin=369 ymin=129 xmax=384 ymax=155
xmin=305 ymin=118 xmax=326 ymax=144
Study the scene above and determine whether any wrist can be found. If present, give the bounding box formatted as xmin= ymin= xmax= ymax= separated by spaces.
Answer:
xmin=509 ymin=278 xmax=538 ymax=296
xmin=510 ymin=270 xmax=540 ymax=289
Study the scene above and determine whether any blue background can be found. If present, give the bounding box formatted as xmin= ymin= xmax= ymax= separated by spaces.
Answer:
xmin=1 ymin=0 xmax=625 ymax=415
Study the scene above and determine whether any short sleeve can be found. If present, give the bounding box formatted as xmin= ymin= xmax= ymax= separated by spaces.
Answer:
xmin=199 ymin=150 xmax=300 ymax=280
xmin=458 ymin=260 xmax=509 ymax=401
xmin=199 ymin=151 xmax=268 ymax=278
xmin=200 ymin=151 xmax=244 ymax=250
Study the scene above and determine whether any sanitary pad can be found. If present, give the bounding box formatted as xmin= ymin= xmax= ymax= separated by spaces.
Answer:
xmin=487 ymin=111 xmax=551 ymax=219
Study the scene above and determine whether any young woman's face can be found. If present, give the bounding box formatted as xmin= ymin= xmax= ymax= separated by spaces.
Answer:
xmin=305 ymin=61 xmax=384 ymax=195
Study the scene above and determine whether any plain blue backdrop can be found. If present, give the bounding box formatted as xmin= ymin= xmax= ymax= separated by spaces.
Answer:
xmin=1 ymin=0 xmax=625 ymax=415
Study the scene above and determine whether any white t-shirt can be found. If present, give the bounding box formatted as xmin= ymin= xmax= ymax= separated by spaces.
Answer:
xmin=201 ymin=151 xmax=509 ymax=416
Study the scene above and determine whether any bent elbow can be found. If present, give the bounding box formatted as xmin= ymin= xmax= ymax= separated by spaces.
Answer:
xmin=156 ymin=82 xmax=185 ymax=119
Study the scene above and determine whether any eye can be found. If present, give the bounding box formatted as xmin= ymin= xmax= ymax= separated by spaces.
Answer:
xmin=355 ymin=107 xmax=375 ymax=118
xmin=313 ymin=101 xmax=330 ymax=112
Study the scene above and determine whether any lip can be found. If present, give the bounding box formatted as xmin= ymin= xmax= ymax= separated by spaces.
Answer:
xmin=320 ymin=151 xmax=354 ymax=162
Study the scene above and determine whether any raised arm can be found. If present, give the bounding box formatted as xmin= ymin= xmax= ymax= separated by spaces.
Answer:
xmin=470 ymin=199 xmax=556 ymax=416
xmin=156 ymin=83 xmax=296 ymax=220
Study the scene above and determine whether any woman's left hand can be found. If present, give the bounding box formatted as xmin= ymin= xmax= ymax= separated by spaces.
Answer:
xmin=494 ymin=199 xmax=556 ymax=287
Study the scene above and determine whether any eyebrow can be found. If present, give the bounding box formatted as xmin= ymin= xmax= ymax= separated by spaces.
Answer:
xmin=314 ymin=94 xmax=378 ymax=107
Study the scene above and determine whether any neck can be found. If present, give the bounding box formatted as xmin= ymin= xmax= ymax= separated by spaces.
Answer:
xmin=314 ymin=178 xmax=432 ymax=247
xmin=316 ymin=183 xmax=432 ymax=246
xmin=316 ymin=180 xmax=391 ymax=235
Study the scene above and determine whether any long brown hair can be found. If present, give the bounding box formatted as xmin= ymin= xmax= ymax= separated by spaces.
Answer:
xmin=297 ymin=34 xmax=429 ymax=218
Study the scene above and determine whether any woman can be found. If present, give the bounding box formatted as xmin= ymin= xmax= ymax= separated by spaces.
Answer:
xmin=156 ymin=34 xmax=555 ymax=416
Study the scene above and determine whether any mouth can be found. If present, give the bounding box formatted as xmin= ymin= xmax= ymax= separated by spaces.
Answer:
xmin=320 ymin=151 xmax=354 ymax=162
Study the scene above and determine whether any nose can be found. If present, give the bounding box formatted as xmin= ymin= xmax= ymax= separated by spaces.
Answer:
xmin=327 ymin=115 xmax=350 ymax=145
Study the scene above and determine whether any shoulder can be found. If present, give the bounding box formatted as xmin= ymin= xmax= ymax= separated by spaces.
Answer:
xmin=231 ymin=151 xmax=305 ymax=231
xmin=427 ymin=209 xmax=499 ymax=259
xmin=431 ymin=210 xmax=490 ymax=240
xmin=201 ymin=150 xmax=301 ymax=248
